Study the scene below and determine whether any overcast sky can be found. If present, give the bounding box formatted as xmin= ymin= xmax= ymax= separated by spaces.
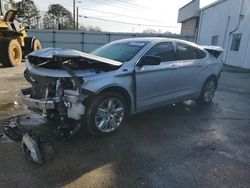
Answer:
xmin=28 ymin=0 xmax=217 ymax=33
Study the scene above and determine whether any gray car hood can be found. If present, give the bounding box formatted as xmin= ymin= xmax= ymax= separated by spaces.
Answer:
xmin=28 ymin=48 xmax=122 ymax=66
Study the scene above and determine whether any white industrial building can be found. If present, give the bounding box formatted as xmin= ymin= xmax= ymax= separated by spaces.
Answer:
xmin=178 ymin=0 xmax=250 ymax=69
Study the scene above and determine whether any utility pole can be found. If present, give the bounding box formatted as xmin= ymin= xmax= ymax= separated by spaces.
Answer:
xmin=77 ymin=7 xmax=79 ymax=30
xmin=73 ymin=0 xmax=76 ymax=30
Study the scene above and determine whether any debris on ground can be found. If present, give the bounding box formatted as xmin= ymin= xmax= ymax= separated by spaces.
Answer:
xmin=22 ymin=133 xmax=43 ymax=164
xmin=4 ymin=117 xmax=25 ymax=141
xmin=52 ymin=119 xmax=82 ymax=141
xmin=3 ymin=116 xmax=55 ymax=165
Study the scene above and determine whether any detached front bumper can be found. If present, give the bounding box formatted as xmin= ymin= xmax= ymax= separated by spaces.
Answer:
xmin=21 ymin=88 xmax=55 ymax=111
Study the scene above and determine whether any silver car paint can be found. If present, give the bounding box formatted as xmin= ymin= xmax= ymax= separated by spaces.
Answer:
xmin=24 ymin=38 xmax=223 ymax=115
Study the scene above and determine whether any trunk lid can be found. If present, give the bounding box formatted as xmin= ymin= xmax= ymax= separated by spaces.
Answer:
xmin=201 ymin=45 xmax=223 ymax=58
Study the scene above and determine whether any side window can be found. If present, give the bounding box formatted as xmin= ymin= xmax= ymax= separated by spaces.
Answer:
xmin=211 ymin=36 xmax=219 ymax=45
xmin=145 ymin=42 xmax=176 ymax=62
xmin=230 ymin=33 xmax=242 ymax=51
xmin=176 ymin=43 xmax=205 ymax=60
xmin=196 ymin=48 xmax=207 ymax=59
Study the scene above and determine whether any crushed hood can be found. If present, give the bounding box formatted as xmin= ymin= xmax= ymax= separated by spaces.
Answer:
xmin=28 ymin=48 xmax=123 ymax=67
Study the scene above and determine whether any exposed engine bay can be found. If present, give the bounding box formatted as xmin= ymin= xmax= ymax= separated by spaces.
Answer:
xmin=3 ymin=48 xmax=124 ymax=164
xmin=20 ymin=48 xmax=123 ymax=144
xmin=22 ymin=48 xmax=122 ymax=123
xmin=23 ymin=68 xmax=86 ymax=121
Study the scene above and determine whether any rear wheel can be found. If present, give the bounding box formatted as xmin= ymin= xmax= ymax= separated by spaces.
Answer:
xmin=33 ymin=39 xmax=42 ymax=51
xmin=197 ymin=77 xmax=217 ymax=105
xmin=0 ymin=39 xmax=22 ymax=67
xmin=85 ymin=91 xmax=128 ymax=136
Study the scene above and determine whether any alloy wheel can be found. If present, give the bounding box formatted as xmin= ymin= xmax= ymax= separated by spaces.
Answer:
xmin=94 ymin=97 xmax=125 ymax=133
xmin=204 ymin=80 xmax=216 ymax=102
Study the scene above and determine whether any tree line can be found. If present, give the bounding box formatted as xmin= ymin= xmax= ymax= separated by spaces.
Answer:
xmin=14 ymin=0 xmax=170 ymax=33
xmin=15 ymin=0 xmax=101 ymax=31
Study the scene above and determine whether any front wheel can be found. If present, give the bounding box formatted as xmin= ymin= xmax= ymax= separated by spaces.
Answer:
xmin=0 ymin=39 xmax=22 ymax=67
xmin=197 ymin=77 xmax=217 ymax=105
xmin=85 ymin=91 xmax=128 ymax=136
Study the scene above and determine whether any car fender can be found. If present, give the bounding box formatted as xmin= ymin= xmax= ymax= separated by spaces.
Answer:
xmin=197 ymin=60 xmax=222 ymax=92
xmin=81 ymin=74 xmax=136 ymax=112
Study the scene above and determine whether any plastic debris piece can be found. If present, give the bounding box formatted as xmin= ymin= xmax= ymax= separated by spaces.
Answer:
xmin=4 ymin=117 xmax=25 ymax=141
xmin=21 ymin=133 xmax=43 ymax=164
xmin=53 ymin=122 xmax=81 ymax=141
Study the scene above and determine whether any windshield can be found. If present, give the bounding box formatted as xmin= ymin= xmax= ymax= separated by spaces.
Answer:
xmin=92 ymin=41 xmax=147 ymax=62
xmin=1 ymin=0 xmax=12 ymax=15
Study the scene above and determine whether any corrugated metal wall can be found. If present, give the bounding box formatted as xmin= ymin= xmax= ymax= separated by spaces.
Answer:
xmin=197 ymin=0 xmax=250 ymax=69
xmin=27 ymin=30 xmax=194 ymax=53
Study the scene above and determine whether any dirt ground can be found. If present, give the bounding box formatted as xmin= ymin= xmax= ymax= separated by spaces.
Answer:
xmin=0 ymin=64 xmax=30 ymax=119
xmin=0 ymin=63 xmax=250 ymax=188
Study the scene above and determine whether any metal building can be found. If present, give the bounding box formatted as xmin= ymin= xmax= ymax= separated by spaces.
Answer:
xmin=178 ymin=0 xmax=250 ymax=69
xmin=178 ymin=0 xmax=200 ymax=36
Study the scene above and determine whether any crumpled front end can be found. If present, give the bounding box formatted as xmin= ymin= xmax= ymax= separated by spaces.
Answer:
xmin=20 ymin=48 xmax=122 ymax=122
xmin=21 ymin=68 xmax=86 ymax=121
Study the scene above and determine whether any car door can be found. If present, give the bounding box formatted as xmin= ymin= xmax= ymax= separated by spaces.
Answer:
xmin=173 ymin=42 xmax=208 ymax=96
xmin=135 ymin=42 xmax=182 ymax=111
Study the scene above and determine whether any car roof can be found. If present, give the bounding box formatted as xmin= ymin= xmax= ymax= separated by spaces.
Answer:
xmin=111 ymin=37 xmax=201 ymax=48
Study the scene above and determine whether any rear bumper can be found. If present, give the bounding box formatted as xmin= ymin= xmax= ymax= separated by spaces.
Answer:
xmin=20 ymin=88 xmax=55 ymax=111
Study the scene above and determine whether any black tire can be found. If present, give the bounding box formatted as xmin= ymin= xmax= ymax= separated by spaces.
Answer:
xmin=23 ymin=37 xmax=42 ymax=57
xmin=23 ymin=37 xmax=34 ymax=57
xmin=85 ymin=91 xmax=129 ymax=136
xmin=197 ymin=77 xmax=217 ymax=105
xmin=0 ymin=39 xmax=22 ymax=67
xmin=33 ymin=39 xmax=42 ymax=51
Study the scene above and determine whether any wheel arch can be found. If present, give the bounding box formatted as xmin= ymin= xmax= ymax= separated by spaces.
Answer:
xmin=197 ymin=74 xmax=218 ymax=98
xmin=97 ymin=86 xmax=132 ymax=114
xmin=205 ymin=75 xmax=218 ymax=89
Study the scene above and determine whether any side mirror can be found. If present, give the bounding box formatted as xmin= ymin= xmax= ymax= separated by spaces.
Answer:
xmin=137 ymin=55 xmax=162 ymax=67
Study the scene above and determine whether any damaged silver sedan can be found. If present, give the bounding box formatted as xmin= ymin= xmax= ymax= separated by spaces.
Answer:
xmin=21 ymin=38 xmax=223 ymax=136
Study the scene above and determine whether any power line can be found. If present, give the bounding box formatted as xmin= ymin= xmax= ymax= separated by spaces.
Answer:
xmin=102 ymin=0 xmax=147 ymax=9
xmin=78 ymin=7 xmax=164 ymax=23
xmin=116 ymin=0 xmax=146 ymax=7
xmin=90 ymin=0 xmax=145 ymax=11
xmin=61 ymin=1 xmax=143 ymax=13
xmin=61 ymin=2 xmax=166 ymax=24
xmin=80 ymin=15 xmax=179 ymax=28
xmin=59 ymin=1 xmax=176 ymax=28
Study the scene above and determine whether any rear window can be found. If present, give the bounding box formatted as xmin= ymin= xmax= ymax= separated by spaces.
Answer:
xmin=92 ymin=41 xmax=147 ymax=62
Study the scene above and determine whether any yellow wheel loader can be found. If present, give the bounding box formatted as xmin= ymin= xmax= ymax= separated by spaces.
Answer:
xmin=0 ymin=0 xmax=41 ymax=67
